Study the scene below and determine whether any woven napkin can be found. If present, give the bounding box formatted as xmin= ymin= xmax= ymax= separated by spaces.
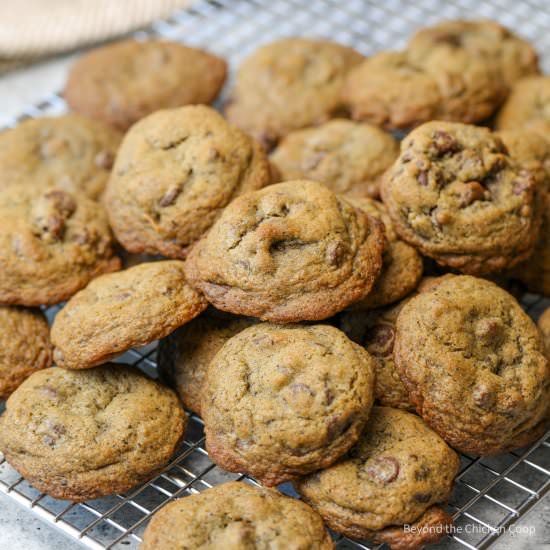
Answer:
xmin=0 ymin=0 xmax=192 ymax=73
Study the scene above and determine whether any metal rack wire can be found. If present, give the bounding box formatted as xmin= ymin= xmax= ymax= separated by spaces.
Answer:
xmin=1 ymin=0 xmax=550 ymax=548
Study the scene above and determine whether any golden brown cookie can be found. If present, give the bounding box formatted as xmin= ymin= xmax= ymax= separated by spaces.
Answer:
xmin=295 ymin=407 xmax=459 ymax=550
xmin=202 ymin=323 xmax=376 ymax=486
xmin=538 ymin=307 xmax=550 ymax=358
xmin=409 ymin=19 xmax=539 ymax=90
xmin=381 ymin=121 xmax=544 ymax=275
xmin=0 ymin=186 xmax=120 ymax=306
xmin=0 ymin=307 xmax=52 ymax=399
xmin=343 ymin=47 xmax=504 ymax=130
xmin=343 ymin=196 xmax=423 ymax=308
xmin=157 ymin=308 xmax=256 ymax=415
xmin=184 ymin=180 xmax=385 ymax=322
xmin=0 ymin=364 xmax=185 ymax=501
xmin=270 ymin=119 xmax=398 ymax=198
xmin=51 ymin=261 xmax=207 ymax=370
xmin=496 ymin=76 xmax=550 ymax=130
xmin=225 ymin=38 xmax=364 ymax=149
xmin=394 ymin=275 xmax=550 ymax=455
xmin=0 ymin=115 xmax=121 ymax=200
xmin=64 ymin=39 xmax=226 ymax=131
xmin=140 ymin=481 xmax=334 ymax=550
xmin=104 ymin=105 xmax=270 ymax=259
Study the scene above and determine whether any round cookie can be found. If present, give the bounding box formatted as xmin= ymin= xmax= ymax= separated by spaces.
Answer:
xmin=343 ymin=48 xmax=504 ymax=130
xmin=0 ymin=364 xmax=185 ymax=501
xmin=381 ymin=121 xmax=544 ymax=275
xmin=104 ymin=105 xmax=270 ymax=259
xmin=409 ymin=19 xmax=539 ymax=89
xmin=157 ymin=308 xmax=256 ymax=415
xmin=64 ymin=39 xmax=227 ymax=131
xmin=295 ymin=407 xmax=459 ymax=550
xmin=270 ymin=119 xmax=398 ymax=198
xmin=225 ymin=38 xmax=364 ymax=150
xmin=343 ymin=197 xmax=423 ymax=308
xmin=0 ymin=115 xmax=121 ymax=200
xmin=201 ymin=323 xmax=376 ymax=486
xmin=394 ymin=275 xmax=550 ymax=455
xmin=0 ymin=186 xmax=120 ymax=306
xmin=141 ymin=481 xmax=334 ymax=550
xmin=0 ymin=307 xmax=52 ymax=399
xmin=51 ymin=261 xmax=207 ymax=370
xmin=496 ymin=76 xmax=550 ymax=130
xmin=538 ymin=307 xmax=550 ymax=358
xmin=184 ymin=180 xmax=385 ymax=322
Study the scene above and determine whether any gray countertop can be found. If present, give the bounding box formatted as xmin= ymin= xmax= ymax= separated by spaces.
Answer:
xmin=0 ymin=50 xmax=549 ymax=550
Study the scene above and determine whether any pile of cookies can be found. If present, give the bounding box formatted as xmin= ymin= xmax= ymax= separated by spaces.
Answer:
xmin=0 ymin=18 xmax=550 ymax=550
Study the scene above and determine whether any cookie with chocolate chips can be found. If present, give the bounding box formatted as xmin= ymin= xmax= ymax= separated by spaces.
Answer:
xmin=65 ymin=39 xmax=227 ymax=131
xmin=51 ymin=261 xmax=207 ymax=370
xmin=270 ymin=119 xmax=399 ymax=198
xmin=381 ymin=121 xmax=544 ymax=275
xmin=105 ymin=105 xmax=270 ymax=259
xmin=0 ymin=115 xmax=121 ymax=200
xmin=157 ymin=308 xmax=256 ymax=415
xmin=225 ymin=38 xmax=364 ymax=149
xmin=0 ymin=306 xmax=53 ymax=399
xmin=0 ymin=186 xmax=120 ymax=306
xmin=295 ymin=407 xmax=459 ymax=550
xmin=395 ymin=275 xmax=550 ymax=455
xmin=141 ymin=481 xmax=334 ymax=550
xmin=201 ymin=323 xmax=376 ymax=486
xmin=343 ymin=196 xmax=423 ymax=308
xmin=184 ymin=180 xmax=385 ymax=322
xmin=0 ymin=364 xmax=185 ymax=501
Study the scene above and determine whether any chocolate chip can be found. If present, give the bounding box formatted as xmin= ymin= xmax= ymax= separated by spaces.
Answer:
xmin=365 ymin=456 xmax=400 ymax=484
xmin=366 ymin=324 xmax=395 ymax=357
xmin=95 ymin=150 xmax=115 ymax=170
xmin=325 ymin=241 xmax=347 ymax=267
xmin=512 ymin=171 xmax=536 ymax=196
xmin=159 ymin=186 xmax=181 ymax=207
xmin=418 ymin=171 xmax=429 ymax=186
xmin=458 ymin=181 xmax=488 ymax=207
xmin=473 ymin=383 xmax=496 ymax=408
xmin=432 ymin=130 xmax=459 ymax=154
xmin=433 ymin=33 xmax=462 ymax=47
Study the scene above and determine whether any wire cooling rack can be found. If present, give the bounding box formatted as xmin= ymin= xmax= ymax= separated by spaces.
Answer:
xmin=1 ymin=0 xmax=550 ymax=549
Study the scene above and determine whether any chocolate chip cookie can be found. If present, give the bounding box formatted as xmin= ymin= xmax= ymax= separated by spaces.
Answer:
xmin=157 ymin=308 xmax=256 ymax=415
xmin=225 ymin=38 xmax=364 ymax=149
xmin=51 ymin=261 xmax=207 ymax=370
xmin=0 ymin=307 xmax=52 ymax=399
xmin=0 ymin=115 xmax=121 ymax=200
xmin=538 ymin=307 xmax=550 ymax=358
xmin=0 ymin=186 xmax=121 ymax=306
xmin=64 ymin=39 xmax=227 ymax=131
xmin=141 ymin=481 xmax=334 ymax=550
xmin=202 ymin=323 xmax=376 ymax=486
xmin=343 ymin=47 xmax=504 ymax=130
xmin=394 ymin=275 xmax=550 ymax=455
xmin=0 ymin=364 xmax=185 ymax=501
xmin=343 ymin=197 xmax=423 ymax=308
xmin=496 ymin=76 xmax=550 ymax=130
xmin=381 ymin=121 xmax=544 ymax=275
xmin=270 ymin=119 xmax=399 ymax=198
xmin=409 ymin=20 xmax=539 ymax=90
xmin=184 ymin=180 xmax=385 ymax=322
xmin=104 ymin=105 xmax=270 ymax=259
xmin=295 ymin=407 xmax=459 ymax=550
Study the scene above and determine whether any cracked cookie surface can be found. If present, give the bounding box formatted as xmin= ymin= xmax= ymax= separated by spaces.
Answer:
xmin=157 ymin=308 xmax=256 ymax=415
xmin=225 ymin=38 xmax=363 ymax=149
xmin=0 ymin=186 xmax=120 ymax=306
xmin=184 ymin=180 xmax=385 ymax=322
xmin=394 ymin=275 xmax=550 ymax=455
xmin=0 ymin=307 xmax=52 ymax=399
xmin=270 ymin=119 xmax=398 ymax=198
xmin=381 ymin=121 xmax=543 ymax=275
xmin=0 ymin=364 xmax=185 ymax=501
xmin=0 ymin=115 xmax=121 ymax=200
xmin=51 ymin=261 xmax=207 ymax=370
xmin=105 ymin=105 xmax=270 ymax=259
xmin=65 ymin=39 xmax=227 ymax=131
xmin=141 ymin=481 xmax=334 ymax=550
xmin=201 ymin=323 xmax=376 ymax=486
xmin=295 ymin=407 xmax=459 ymax=550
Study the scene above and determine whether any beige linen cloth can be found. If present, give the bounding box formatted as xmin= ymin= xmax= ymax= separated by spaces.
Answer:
xmin=0 ymin=0 xmax=192 ymax=73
